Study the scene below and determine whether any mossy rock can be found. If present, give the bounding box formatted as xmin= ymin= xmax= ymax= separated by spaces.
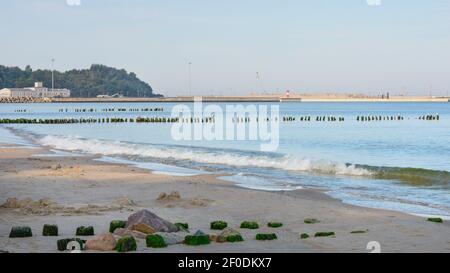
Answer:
xmin=175 ymin=222 xmax=189 ymax=231
xmin=226 ymin=234 xmax=244 ymax=243
xmin=427 ymin=218 xmax=443 ymax=223
xmin=115 ymin=236 xmax=137 ymax=252
xmin=9 ymin=226 xmax=32 ymax=238
xmin=146 ymin=234 xmax=167 ymax=248
xmin=255 ymin=233 xmax=277 ymax=241
xmin=300 ymin=233 xmax=310 ymax=239
xmin=240 ymin=221 xmax=259 ymax=229
xmin=267 ymin=222 xmax=283 ymax=228
xmin=57 ymin=238 xmax=85 ymax=251
xmin=350 ymin=230 xmax=368 ymax=234
xmin=42 ymin=224 xmax=58 ymax=236
xmin=76 ymin=226 xmax=94 ymax=236
xmin=109 ymin=220 xmax=126 ymax=233
xmin=184 ymin=234 xmax=210 ymax=246
xmin=210 ymin=220 xmax=228 ymax=230
xmin=314 ymin=232 xmax=335 ymax=237
xmin=304 ymin=218 xmax=320 ymax=224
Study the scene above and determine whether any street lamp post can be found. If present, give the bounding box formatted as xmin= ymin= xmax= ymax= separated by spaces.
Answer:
xmin=188 ymin=62 xmax=192 ymax=97
xmin=256 ymin=72 xmax=261 ymax=94
xmin=51 ymin=58 xmax=55 ymax=91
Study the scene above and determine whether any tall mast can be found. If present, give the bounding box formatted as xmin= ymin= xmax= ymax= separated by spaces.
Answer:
xmin=51 ymin=58 xmax=55 ymax=91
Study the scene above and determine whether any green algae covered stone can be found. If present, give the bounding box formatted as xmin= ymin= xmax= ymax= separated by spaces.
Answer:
xmin=427 ymin=218 xmax=443 ymax=223
xmin=240 ymin=221 xmax=259 ymax=229
xmin=76 ymin=226 xmax=94 ymax=236
xmin=255 ymin=233 xmax=277 ymax=241
xmin=300 ymin=233 xmax=309 ymax=239
xmin=314 ymin=232 xmax=335 ymax=237
xmin=210 ymin=220 xmax=228 ymax=230
xmin=175 ymin=222 xmax=189 ymax=231
xmin=146 ymin=234 xmax=167 ymax=248
xmin=226 ymin=234 xmax=244 ymax=243
xmin=184 ymin=232 xmax=210 ymax=246
xmin=9 ymin=226 xmax=32 ymax=238
xmin=42 ymin=224 xmax=58 ymax=236
xmin=267 ymin=222 xmax=283 ymax=228
xmin=304 ymin=219 xmax=320 ymax=224
xmin=109 ymin=220 xmax=127 ymax=233
xmin=115 ymin=236 xmax=137 ymax=252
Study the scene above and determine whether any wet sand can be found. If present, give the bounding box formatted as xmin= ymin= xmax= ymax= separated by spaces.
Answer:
xmin=1 ymin=144 xmax=449 ymax=253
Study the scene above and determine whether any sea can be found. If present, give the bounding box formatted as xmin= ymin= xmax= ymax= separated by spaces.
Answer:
xmin=0 ymin=101 xmax=449 ymax=218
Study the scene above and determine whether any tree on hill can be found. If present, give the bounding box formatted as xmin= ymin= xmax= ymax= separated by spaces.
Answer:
xmin=0 ymin=64 xmax=161 ymax=98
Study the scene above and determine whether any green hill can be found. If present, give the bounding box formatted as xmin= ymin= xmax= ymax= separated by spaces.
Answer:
xmin=0 ymin=64 xmax=160 ymax=98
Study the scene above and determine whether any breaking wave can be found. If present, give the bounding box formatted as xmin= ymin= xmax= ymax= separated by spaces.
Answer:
xmin=355 ymin=164 xmax=450 ymax=187
xmin=35 ymin=134 xmax=450 ymax=186
xmin=37 ymin=134 xmax=371 ymax=177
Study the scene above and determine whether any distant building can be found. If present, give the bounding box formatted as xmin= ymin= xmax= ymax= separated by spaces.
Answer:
xmin=0 ymin=82 xmax=70 ymax=98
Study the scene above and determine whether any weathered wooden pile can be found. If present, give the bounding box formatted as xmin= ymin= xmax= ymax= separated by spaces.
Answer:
xmin=419 ymin=114 xmax=439 ymax=120
xmin=357 ymin=115 xmax=404 ymax=121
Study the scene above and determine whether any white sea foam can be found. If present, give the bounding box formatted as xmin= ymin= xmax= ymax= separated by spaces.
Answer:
xmin=37 ymin=134 xmax=372 ymax=176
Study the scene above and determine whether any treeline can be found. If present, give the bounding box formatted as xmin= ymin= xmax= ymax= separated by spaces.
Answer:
xmin=0 ymin=64 xmax=161 ymax=98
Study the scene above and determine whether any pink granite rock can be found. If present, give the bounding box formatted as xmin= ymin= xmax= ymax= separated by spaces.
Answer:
xmin=85 ymin=233 xmax=116 ymax=251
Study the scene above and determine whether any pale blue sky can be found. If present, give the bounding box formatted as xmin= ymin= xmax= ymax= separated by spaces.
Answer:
xmin=1 ymin=0 xmax=449 ymax=96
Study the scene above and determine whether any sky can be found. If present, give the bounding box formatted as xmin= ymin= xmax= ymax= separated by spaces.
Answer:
xmin=1 ymin=0 xmax=449 ymax=96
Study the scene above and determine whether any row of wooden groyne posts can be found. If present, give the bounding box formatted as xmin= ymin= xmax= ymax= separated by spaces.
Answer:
xmin=281 ymin=114 xmax=440 ymax=122
xmin=0 ymin=114 xmax=441 ymax=124
xmin=13 ymin=108 xmax=165 ymax=113
xmin=71 ymin=107 xmax=164 ymax=113
xmin=0 ymin=117 xmax=267 ymax=124
xmin=284 ymin=116 xmax=345 ymax=122
xmin=356 ymin=114 xmax=438 ymax=121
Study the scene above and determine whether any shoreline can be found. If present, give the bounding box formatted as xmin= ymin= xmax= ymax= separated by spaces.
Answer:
xmin=45 ymin=96 xmax=450 ymax=103
xmin=1 ymin=96 xmax=449 ymax=103
xmin=3 ymin=125 xmax=450 ymax=218
xmin=1 ymin=141 xmax=449 ymax=252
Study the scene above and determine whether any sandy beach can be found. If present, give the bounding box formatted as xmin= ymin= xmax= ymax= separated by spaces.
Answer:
xmin=1 ymin=143 xmax=449 ymax=253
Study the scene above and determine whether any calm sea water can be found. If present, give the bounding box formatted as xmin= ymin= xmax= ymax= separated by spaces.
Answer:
xmin=1 ymin=102 xmax=449 ymax=217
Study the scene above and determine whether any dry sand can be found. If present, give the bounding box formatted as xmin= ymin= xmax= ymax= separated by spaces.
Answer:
xmin=1 ymin=144 xmax=449 ymax=253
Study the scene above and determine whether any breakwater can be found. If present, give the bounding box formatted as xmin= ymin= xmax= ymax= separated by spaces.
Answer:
xmin=2 ymin=96 xmax=449 ymax=104
xmin=0 ymin=97 xmax=51 ymax=103
xmin=0 ymin=114 xmax=440 ymax=124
